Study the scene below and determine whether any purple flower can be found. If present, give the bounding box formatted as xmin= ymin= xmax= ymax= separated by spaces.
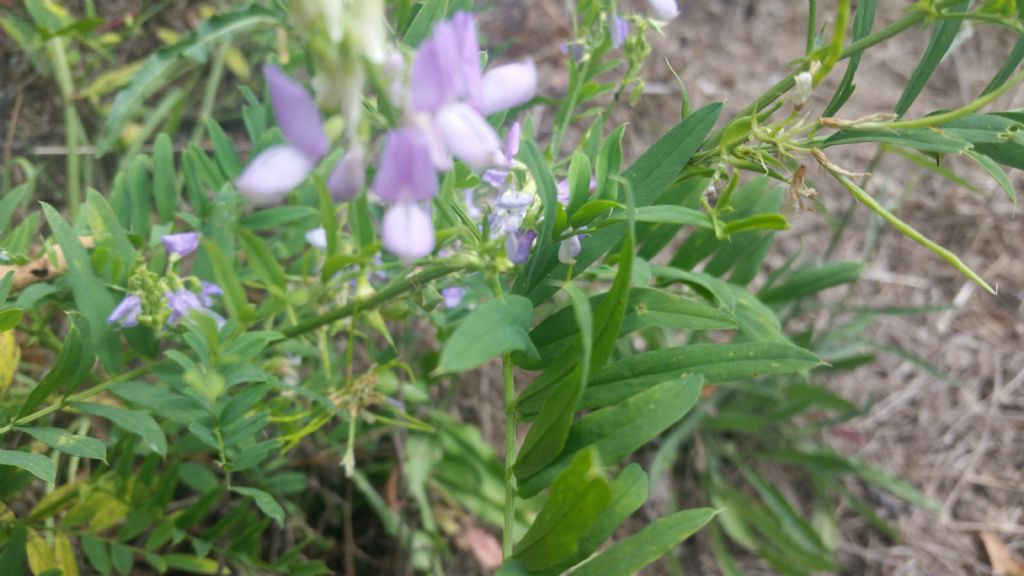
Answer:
xmin=648 ymin=0 xmax=679 ymax=21
xmin=373 ymin=128 xmax=438 ymax=203
xmin=166 ymin=289 xmax=205 ymax=325
xmin=480 ymin=122 xmax=523 ymax=188
xmin=163 ymin=232 xmax=200 ymax=258
xmin=305 ymin=227 xmax=328 ymax=251
xmin=505 ymin=229 xmax=537 ymax=265
xmin=199 ymin=282 xmax=223 ymax=307
xmin=235 ymin=64 xmax=329 ymax=206
xmin=558 ymin=235 xmax=582 ymax=264
xmin=381 ymin=201 xmax=435 ymax=262
xmin=441 ymin=286 xmax=466 ymax=308
xmin=491 ymin=192 xmax=533 ymax=235
xmin=409 ymin=13 xmax=537 ymax=172
xmin=556 ymin=176 xmax=597 ymax=206
xmin=464 ymin=189 xmax=482 ymax=219
xmin=108 ymin=295 xmax=142 ymax=328
xmin=328 ymin=146 xmax=366 ymax=202
xmin=610 ymin=16 xmax=629 ymax=49
xmin=505 ymin=121 xmax=521 ymax=161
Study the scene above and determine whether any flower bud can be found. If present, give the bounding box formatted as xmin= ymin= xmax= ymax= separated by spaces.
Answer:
xmin=558 ymin=235 xmax=582 ymax=264
xmin=506 ymin=229 xmax=537 ymax=265
xmin=108 ymin=295 xmax=142 ymax=328
xmin=793 ymin=71 xmax=813 ymax=107
xmin=648 ymin=0 xmax=679 ymax=21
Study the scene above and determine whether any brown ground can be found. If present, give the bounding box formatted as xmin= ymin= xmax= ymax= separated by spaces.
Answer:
xmin=482 ymin=1 xmax=1024 ymax=574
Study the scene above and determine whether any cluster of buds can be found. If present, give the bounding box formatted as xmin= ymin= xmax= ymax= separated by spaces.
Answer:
xmin=107 ymin=232 xmax=225 ymax=330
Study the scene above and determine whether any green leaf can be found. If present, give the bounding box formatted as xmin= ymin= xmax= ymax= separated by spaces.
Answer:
xmin=240 ymin=206 xmax=318 ymax=231
xmin=0 ymin=525 xmax=27 ymax=575
xmin=127 ymin=154 xmax=153 ymax=240
xmin=521 ymin=103 xmax=722 ymax=303
xmin=823 ymin=0 xmax=876 ymax=116
xmin=572 ymin=508 xmax=717 ymax=576
xmin=567 ymin=151 xmax=592 ymax=216
xmin=824 ymin=128 xmax=971 ymax=153
xmin=521 ymin=139 xmax=561 ymax=288
xmin=965 ymin=150 xmax=1017 ymax=205
xmin=206 ymin=119 xmax=241 ymax=177
xmin=80 ymin=534 xmax=112 ymax=576
xmin=72 ymin=402 xmax=167 ymax=455
xmin=99 ymin=7 xmax=280 ymax=154
xmin=17 ymin=426 xmax=106 ymax=461
xmin=232 ymin=486 xmax=285 ymax=527
xmin=18 ymin=315 xmax=89 ymax=417
xmin=512 ymin=448 xmax=612 ymax=573
xmin=721 ymin=213 xmax=790 ymax=235
xmin=562 ymin=283 xmax=593 ymax=391
xmin=982 ymin=36 xmax=1024 ymax=96
xmin=0 ymin=449 xmax=55 ymax=484
xmin=436 ymin=296 xmax=537 ymax=374
xmin=404 ymin=0 xmax=447 ymax=46
xmin=202 ymin=239 xmax=253 ymax=322
xmin=160 ymin=554 xmax=225 ymax=575
xmin=0 ymin=309 xmax=23 ymax=332
xmin=894 ymin=0 xmax=969 ymax=116
xmin=41 ymin=203 xmax=118 ymax=369
xmin=583 ymin=342 xmax=820 ymax=409
xmin=609 ymin=205 xmax=712 ymax=228
xmin=84 ymin=189 xmax=136 ymax=281
xmin=235 ymin=226 xmax=288 ymax=291
xmin=519 ymin=375 xmax=704 ymax=497
xmin=152 ymin=133 xmax=178 ymax=224
xmin=594 ymin=124 xmax=625 ymax=201
xmin=757 ymin=261 xmax=863 ymax=303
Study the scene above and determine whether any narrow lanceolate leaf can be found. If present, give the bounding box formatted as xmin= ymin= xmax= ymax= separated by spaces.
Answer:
xmin=152 ymin=133 xmax=178 ymax=224
xmin=17 ymin=426 xmax=107 ymax=462
xmin=982 ymin=37 xmax=1024 ymax=96
xmin=403 ymin=0 xmax=448 ymax=46
xmin=436 ymin=296 xmax=537 ymax=374
xmin=72 ymin=402 xmax=167 ymax=455
xmin=572 ymin=508 xmax=718 ymax=576
xmin=235 ymin=226 xmax=288 ymax=291
xmin=583 ymin=342 xmax=821 ymax=409
xmin=99 ymin=6 xmax=280 ymax=153
xmin=202 ymin=239 xmax=253 ymax=322
xmin=608 ymin=205 xmax=712 ymax=228
xmin=515 ymin=237 xmax=633 ymax=479
xmin=518 ymin=375 xmax=704 ymax=498
xmin=757 ymin=261 xmax=863 ymax=304
xmin=18 ymin=315 xmax=88 ymax=418
xmin=0 ymin=449 xmax=56 ymax=484
xmin=232 ymin=486 xmax=285 ymax=527
xmin=42 ymin=203 xmax=118 ymax=370
xmin=894 ymin=0 xmax=970 ymax=117
xmin=512 ymin=449 xmax=612 ymax=573
xmin=965 ymin=150 xmax=1016 ymax=205
xmin=823 ymin=0 xmax=876 ymax=116
xmin=521 ymin=103 xmax=722 ymax=303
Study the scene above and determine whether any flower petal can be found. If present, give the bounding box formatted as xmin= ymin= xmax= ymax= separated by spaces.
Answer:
xmin=648 ymin=0 xmax=679 ymax=21
xmin=435 ymin=103 xmax=504 ymax=171
xmin=328 ymin=146 xmax=365 ymax=202
xmin=265 ymin=63 xmax=329 ymax=160
xmin=235 ymin=145 xmax=316 ymax=206
xmin=373 ymin=128 xmax=439 ymax=202
xmin=381 ymin=202 xmax=436 ymax=262
xmin=108 ymin=295 xmax=142 ymax=327
xmin=162 ymin=232 xmax=200 ymax=258
xmin=481 ymin=61 xmax=538 ymax=115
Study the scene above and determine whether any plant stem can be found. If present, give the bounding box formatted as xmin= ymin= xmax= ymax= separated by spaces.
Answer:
xmin=281 ymin=264 xmax=465 ymax=338
xmin=806 ymin=0 xmax=817 ymax=55
xmin=190 ymin=42 xmax=230 ymax=145
xmin=502 ymin=352 xmax=517 ymax=559
xmin=49 ymin=37 xmax=81 ymax=219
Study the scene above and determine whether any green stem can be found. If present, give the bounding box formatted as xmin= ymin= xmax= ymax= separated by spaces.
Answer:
xmin=49 ymin=38 xmax=80 ymax=219
xmin=190 ymin=42 xmax=230 ymax=145
xmin=822 ymin=159 xmax=995 ymax=294
xmin=831 ymin=67 xmax=1024 ymax=130
xmin=281 ymin=264 xmax=465 ymax=338
xmin=806 ymin=0 xmax=817 ymax=55
xmin=501 ymin=352 xmax=517 ymax=559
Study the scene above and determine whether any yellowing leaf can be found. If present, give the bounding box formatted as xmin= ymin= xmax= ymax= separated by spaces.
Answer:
xmin=0 ymin=329 xmax=19 ymax=395
xmin=26 ymin=529 xmax=56 ymax=575
xmin=79 ymin=60 xmax=144 ymax=99
xmin=156 ymin=27 xmax=181 ymax=45
xmin=54 ymin=533 xmax=80 ymax=576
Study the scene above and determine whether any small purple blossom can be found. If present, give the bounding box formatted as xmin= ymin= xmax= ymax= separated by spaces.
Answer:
xmin=441 ymin=286 xmax=466 ymax=308
xmin=561 ymin=42 xmax=585 ymax=61
xmin=305 ymin=227 xmax=328 ymax=251
xmin=199 ymin=282 xmax=223 ymax=307
xmin=163 ymin=232 xmax=200 ymax=258
xmin=235 ymin=64 xmax=329 ymax=206
xmin=505 ymin=229 xmax=537 ymax=265
xmin=558 ymin=235 xmax=583 ymax=264
xmin=108 ymin=295 xmax=142 ymax=328
xmin=610 ymin=16 xmax=629 ymax=49
xmin=166 ymin=289 xmax=205 ymax=325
